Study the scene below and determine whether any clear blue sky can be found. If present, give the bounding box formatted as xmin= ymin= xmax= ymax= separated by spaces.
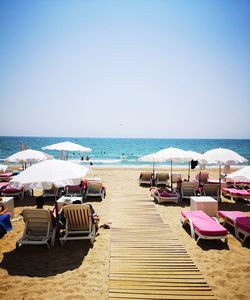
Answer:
xmin=0 ymin=0 xmax=249 ymax=138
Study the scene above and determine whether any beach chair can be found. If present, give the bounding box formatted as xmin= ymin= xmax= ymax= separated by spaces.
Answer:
xmin=196 ymin=171 xmax=209 ymax=187
xmin=222 ymin=188 xmax=250 ymax=201
xmin=1 ymin=185 xmax=24 ymax=200
xmin=171 ymin=173 xmax=182 ymax=186
xmin=0 ymin=172 xmax=13 ymax=182
xmin=59 ymin=204 xmax=96 ymax=245
xmin=64 ymin=185 xmax=83 ymax=197
xmin=139 ymin=172 xmax=153 ymax=186
xmin=84 ymin=180 xmax=105 ymax=200
xmin=154 ymin=172 xmax=169 ymax=186
xmin=150 ymin=188 xmax=179 ymax=204
xmin=16 ymin=208 xmax=56 ymax=249
xmin=217 ymin=211 xmax=250 ymax=244
xmin=180 ymin=180 xmax=198 ymax=200
xmin=202 ymin=183 xmax=220 ymax=200
xmin=181 ymin=210 xmax=228 ymax=243
xmin=42 ymin=185 xmax=61 ymax=200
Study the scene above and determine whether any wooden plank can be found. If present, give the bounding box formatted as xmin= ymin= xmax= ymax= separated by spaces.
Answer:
xmin=108 ymin=192 xmax=216 ymax=300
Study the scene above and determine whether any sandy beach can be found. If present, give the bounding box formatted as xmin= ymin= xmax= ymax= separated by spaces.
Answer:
xmin=0 ymin=166 xmax=250 ymax=300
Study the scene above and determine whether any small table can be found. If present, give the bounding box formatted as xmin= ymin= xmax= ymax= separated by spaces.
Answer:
xmin=190 ymin=196 xmax=218 ymax=217
xmin=57 ymin=196 xmax=83 ymax=212
xmin=0 ymin=197 xmax=14 ymax=218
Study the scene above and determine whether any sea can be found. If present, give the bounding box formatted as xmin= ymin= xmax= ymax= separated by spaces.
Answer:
xmin=0 ymin=136 xmax=249 ymax=168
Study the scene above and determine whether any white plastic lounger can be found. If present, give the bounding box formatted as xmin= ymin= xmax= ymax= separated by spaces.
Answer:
xmin=217 ymin=210 xmax=250 ymax=244
xmin=181 ymin=210 xmax=228 ymax=243
xmin=16 ymin=208 xmax=56 ymax=249
xmin=139 ymin=172 xmax=153 ymax=186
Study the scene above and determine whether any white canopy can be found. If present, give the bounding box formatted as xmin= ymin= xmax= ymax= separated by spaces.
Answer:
xmin=42 ymin=141 xmax=92 ymax=152
xmin=10 ymin=159 xmax=93 ymax=191
xmin=5 ymin=149 xmax=54 ymax=164
xmin=139 ymin=147 xmax=193 ymax=163
xmin=200 ymin=148 xmax=247 ymax=165
xmin=226 ymin=166 xmax=250 ymax=181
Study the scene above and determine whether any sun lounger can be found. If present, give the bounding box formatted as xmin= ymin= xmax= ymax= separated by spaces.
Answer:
xmin=16 ymin=208 xmax=56 ymax=248
xmin=196 ymin=171 xmax=209 ymax=187
xmin=84 ymin=180 xmax=106 ymax=200
xmin=222 ymin=188 xmax=250 ymax=201
xmin=64 ymin=185 xmax=83 ymax=197
xmin=1 ymin=185 xmax=24 ymax=200
xmin=217 ymin=210 xmax=250 ymax=243
xmin=42 ymin=186 xmax=61 ymax=200
xmin=154 ymin=172 xmax=169 ymax=186
xmin=202 ymin=183 xmax=220 ymax=200
xmin=0 ymin=172 xmax=13 ymax=182
xmin=181 ymin=210 xmax=228 ymax=243
xmin=179 ymin=180 xmax=198 ymax=200
xmin=139 ymin=172 xmax=153 ymax=186
xmin=150 ymin=188 xmax=179 ymax=204
xmin=59 ymin=204 xmax=96 ymax=245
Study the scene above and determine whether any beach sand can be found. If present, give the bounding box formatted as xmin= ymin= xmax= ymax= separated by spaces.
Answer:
xmin=0 ymin=167 xmax=250 ymax=300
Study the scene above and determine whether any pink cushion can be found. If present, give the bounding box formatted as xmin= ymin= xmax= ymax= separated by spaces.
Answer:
xmin=181 ymin=210 xmax=227 ymax=236
xmin=217 ymin=210 xmax=246 ymax=221
xmin=230 ymin=190 xmax=250 ymax=197
xmin=0 ymin=172 xmax=13 ymax=178
xmin=236 ymin=217 xmax=250 ymax=233
xmin=0 ymin=182 xmax=9 ymax=189
xmin=159 ymin=191 xmax=177 ymax=198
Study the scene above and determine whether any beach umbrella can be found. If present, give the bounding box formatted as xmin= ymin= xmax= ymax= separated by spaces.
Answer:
xmin=42 ymin=141 xmax=92 ymax=160
xmin=139 ymin=147 xmax=193 ymax=190
xmin=5 ymin=149 xmax=54 ymax=169
xmin=199 ymin=148 xmax=248 ymax=197
xmin=226 ymin=166 xmax=250 ymax=181
xmin=10 ymin=159 xmax=93 ymax=191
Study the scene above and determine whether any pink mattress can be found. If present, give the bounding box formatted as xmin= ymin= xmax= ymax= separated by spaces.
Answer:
xmin=181 ymin=210 xmax=227 ymax=236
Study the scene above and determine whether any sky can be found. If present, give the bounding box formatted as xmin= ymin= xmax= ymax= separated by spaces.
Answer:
xmin=0 ymin=0 xmax=249 ymax=139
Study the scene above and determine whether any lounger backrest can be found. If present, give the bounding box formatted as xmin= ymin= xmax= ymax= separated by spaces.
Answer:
xmin=196 ymin=171 xmax=209 ymax=186
xmin=65 ymin=185 xmax=82 ymax=195
xmin=180 ymin=181 xmax=197 ymax=197
xmin=202 ymin=183 xmax=220 ymax=197
xmin=140 ymin=172 xmax=152 ymax=180
xmin=156 ymin=173 xmax=169 ymax=181
xmin=86 ymin=181 xmax=102 ymax=194
xmin=22 ymin=208 xmax=51 ymax=237
xmin=63 ymin=204 xmax=92 ymax=230
xmin=171 ymin=173 xmax=182 ymax=183
xmin=43 ymin=186 xmax=59 ymax=196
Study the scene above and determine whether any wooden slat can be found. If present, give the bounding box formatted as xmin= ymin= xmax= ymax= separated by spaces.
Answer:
xmin=108 ymin=192 xmax=216 ymax=300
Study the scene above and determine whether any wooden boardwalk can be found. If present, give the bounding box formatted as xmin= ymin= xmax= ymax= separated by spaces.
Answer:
xmin=108 ymin=193 xmax=216 ymax=300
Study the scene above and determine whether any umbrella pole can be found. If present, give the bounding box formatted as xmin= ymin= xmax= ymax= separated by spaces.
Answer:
xmin=152 ymin=160 xmax=155 ymax=186
xmin=219 ymin=164 xmax=221 ymax=201
xmin=171 ymin=160 xmax=173 ymax=191
xmin=188 ymin=161 xmax=191 ymax=181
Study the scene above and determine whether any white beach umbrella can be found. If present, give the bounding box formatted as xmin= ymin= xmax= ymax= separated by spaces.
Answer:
xmin=226 ymin=166 xmax=250 ymax=181
xmin=200 ymin=148 xmax=248 ymax=196
xmin=139 ymin=147 xmax=193 ymax=189
xmin=5 ymin=149 xmax=54 ymax=164
xmin=10 ymin=159 xmax=93 ymax=191
xmin=42 ymin=141 xmax=92 ymax=160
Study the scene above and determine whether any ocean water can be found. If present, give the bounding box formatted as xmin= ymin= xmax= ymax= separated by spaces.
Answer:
xmin=0 ymin=136 xmax=249 ymax=167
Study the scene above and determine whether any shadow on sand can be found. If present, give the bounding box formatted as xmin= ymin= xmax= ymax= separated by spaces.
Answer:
xmin=0 ymin=240 xmax=91 ymax=277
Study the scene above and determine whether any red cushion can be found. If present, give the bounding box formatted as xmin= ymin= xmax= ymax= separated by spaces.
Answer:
xmin=159 ymin=192 xmax=177 ymax=197
xmin=182 ymin=210 xmax=227 ymax=236
xmin=236 ymin=217 xmax=250 ymax=233
xmin=2 ymin=188 xmax=23 ymax=193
